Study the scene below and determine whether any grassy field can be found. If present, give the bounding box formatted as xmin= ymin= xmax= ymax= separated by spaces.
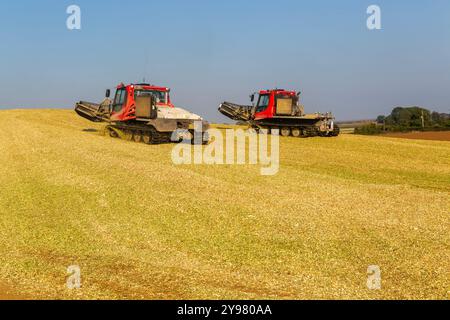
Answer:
xmin=0 ymin=109 xmax=449 ymax=300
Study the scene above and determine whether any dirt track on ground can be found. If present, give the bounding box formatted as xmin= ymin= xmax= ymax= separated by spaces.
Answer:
xmin=382 ymin=131 xmax=450 ymax=141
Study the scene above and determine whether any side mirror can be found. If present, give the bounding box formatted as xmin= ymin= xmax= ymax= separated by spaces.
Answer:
xmin=297 ymin=91 xmax=301 ymax=97
xmin=250 ymin=94 xmax=255 ymax=102
xmin=105 ymin=89 xmax=111 ymax=98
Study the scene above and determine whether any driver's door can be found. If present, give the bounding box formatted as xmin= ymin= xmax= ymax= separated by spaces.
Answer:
xmin=112 ymin=88 xmax=127 ymax=114
xmin=254 ymin=94 xmax=271 ymax=120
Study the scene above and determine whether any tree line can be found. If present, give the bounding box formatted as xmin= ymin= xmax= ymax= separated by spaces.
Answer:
xmin=355 ymin=107 xmax=450 ymax=135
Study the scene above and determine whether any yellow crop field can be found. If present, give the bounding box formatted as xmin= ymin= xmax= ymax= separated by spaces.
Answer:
xmin=0 ymin=109 xmax=448 ymax=300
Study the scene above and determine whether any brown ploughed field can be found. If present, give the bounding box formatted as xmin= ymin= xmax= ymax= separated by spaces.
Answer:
xmin=382 ymin=131 xmax=450 ymax=141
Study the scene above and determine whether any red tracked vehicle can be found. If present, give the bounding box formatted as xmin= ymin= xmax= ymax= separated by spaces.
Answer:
xmin=75 ymin=83 xmax=209 ymax=144
xmin=219 ymin=89 xmax=339 ymax=137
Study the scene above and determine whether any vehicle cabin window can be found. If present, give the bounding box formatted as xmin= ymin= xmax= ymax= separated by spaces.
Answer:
xmin=276 ymin=94 xmax=297 ymax=106
xmin=135 ymin=90 xmax=166 ymax=104
xmin=256 ymin=95 xmax=270 ymax=113
xmin=113 ymin=89 xmax=127 ymax=112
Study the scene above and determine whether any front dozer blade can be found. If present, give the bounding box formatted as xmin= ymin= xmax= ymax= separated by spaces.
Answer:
xmin=218 ymin=102 xmax=253 ymax=122
xmin=75 ymin=101 xmax=108 ymax=122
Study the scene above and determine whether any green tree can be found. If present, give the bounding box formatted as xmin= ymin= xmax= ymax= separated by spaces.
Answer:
xmin=376 ymin=115 xmax=386 ymax=124
xmin=388 ymin=107 xmax=431 ymax=128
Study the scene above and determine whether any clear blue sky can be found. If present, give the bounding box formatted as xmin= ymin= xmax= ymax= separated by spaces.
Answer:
xmin=0 ymin=0 xmax=449 ymax=121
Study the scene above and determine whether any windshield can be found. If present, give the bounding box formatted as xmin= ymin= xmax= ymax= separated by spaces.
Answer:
xmin=135 ymin=90 xmax=167 ymax=104
xmin=256 ymin=95 xmax=270 ymax=113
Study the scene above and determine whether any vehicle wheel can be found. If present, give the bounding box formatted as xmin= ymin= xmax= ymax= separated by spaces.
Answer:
xmin=280 ymin=127 xmax=291 ymax=137
xmin=124 ymin=130 xmax=133 ymax=141
xmin=133 ymin=131 xmax=142 ymax=143
xmin=108 ymin=128 xmax=119 ymax=138
xmin=301 ymin=129 xmax=308 ymax=137
xmin=331 ymin=126 xmax=340 ymax=137
xmin=291 ymin=128 xmax=301 ymax=137
xmin=142 ymin=132 xmax=152 ymax=144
